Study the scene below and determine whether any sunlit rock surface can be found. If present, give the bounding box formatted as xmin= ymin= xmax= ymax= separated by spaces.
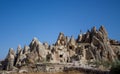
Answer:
xmin=0 ymin=26 xmax=120 ymax=74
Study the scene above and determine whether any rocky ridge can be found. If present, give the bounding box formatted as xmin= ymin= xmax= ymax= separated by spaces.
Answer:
xmin=0 ymin=25 xmax=120 ymax=73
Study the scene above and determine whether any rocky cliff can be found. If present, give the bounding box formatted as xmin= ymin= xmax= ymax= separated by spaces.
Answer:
xmin=0 ymin=25 xmax=120 ymax=72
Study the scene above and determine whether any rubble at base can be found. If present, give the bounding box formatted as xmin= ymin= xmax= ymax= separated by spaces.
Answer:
xmin=0 ymin=25 xmax=120 ymax=74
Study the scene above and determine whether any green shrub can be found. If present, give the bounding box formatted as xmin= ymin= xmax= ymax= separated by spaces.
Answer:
xmin=110 ymin=60 xmax=120 ymax=74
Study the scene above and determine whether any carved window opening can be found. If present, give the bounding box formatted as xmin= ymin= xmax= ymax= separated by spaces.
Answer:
xmin=60 ymin=55 xmax=63 ymax=58
xmin=85 ymin=45 xmax=89 ymax=49
xmin=69 ymin=46 xmax=73 ymax=49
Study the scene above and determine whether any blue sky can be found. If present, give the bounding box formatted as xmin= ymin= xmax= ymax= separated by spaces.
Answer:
xmin=0 ymin=0 xmax=120 ymax=59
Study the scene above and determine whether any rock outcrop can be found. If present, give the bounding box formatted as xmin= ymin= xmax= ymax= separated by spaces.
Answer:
xmin=3 ymin=48 xmax=15 ymax=70
xmin=1 ymin=25 xmax=120 ymax=72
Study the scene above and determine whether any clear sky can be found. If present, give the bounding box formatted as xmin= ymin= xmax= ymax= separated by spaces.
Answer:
xmin=0 ymin=0 xmax=120 ymax=60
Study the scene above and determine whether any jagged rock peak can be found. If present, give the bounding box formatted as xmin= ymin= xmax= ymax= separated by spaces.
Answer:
xmin=43 ymin=42 xmax=49 ymax=49
xmin=57 ymin=32 xmax=65 ymax=40
xmin=99 ymin=25 xmax=108 ymax=35
xmin=59 ymin=32 xmax=64 ymax=35
xmin=30 ymin=37 xmax=42 ymax=46
xmin=91 ymin=26 xmax=97 ymax=33
xmin=8 ymin=48 xmax=15 ymax=55
xmin=29 ymin=37 xmax=43 ymax=52
xmin=3 ymin=48 xmax=15 ymax=70
xmin=16 ymin=45 xmax=22 ymax=55
xmin=69 ymin=36 xmax=76 ymax=46
xmin=33 ymin=37 xmax=38 ymax=41
xmin=2 ymin=25 xmax=120 ymax=72
xmin=23 ymin=45 xmax=30 ymax=54
xmin=55 ymin=32 xmax=67 ymax=46
xmin=32 ymin=37 xmax=42 ymax=44
xmin=17 ymin=45 xmax=21 ymax=49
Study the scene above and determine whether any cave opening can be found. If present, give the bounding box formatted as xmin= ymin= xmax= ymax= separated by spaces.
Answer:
xmin=60 ymin=54 xmax=63 ymax=58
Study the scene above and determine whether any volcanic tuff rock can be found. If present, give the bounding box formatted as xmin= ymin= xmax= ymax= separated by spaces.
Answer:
xmin=1 ymin=25 xmax=120 ymax=72
xmin=2 ymin=48 xmax=15 ymax=70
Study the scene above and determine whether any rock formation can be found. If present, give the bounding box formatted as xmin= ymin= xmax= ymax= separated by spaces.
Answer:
xmin=3 ymin=48 xmax=15 ymax=70
xmin=0 ymin=25 xmax=120 ymax=73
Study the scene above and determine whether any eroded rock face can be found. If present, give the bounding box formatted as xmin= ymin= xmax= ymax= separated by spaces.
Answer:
xmin=55 ymin=32 xmax=67 ymax=46
xmin=23 ymin=45 xmax=30 ymax=54
xmin=2 ymin=25 xmax=120 ymax=71
xmin=3 ymin=48 xmax=15 ymax=70
xmin=75 ymin=26 xmax=117 ymax=62
xmin=27 ymin=37 xmax=47 ymax=63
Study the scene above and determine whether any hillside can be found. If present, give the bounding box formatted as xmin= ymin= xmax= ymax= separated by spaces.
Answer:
xmin=0 ymin=25 xmax=120 ymax=74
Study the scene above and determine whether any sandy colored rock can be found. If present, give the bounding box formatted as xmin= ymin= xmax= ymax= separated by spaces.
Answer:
xmin=1 ymin=25 xmax=120 ymax=73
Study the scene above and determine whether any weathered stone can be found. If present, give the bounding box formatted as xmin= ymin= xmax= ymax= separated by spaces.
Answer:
xmin=23 ymin=45 xmax=30 ymax=54
xmin=28 ymin=37 xmax=48 ymax=63
xmin=4 ymin=48 xmax=15 ymax=70
xmin=29 ymin=37 xmax=42 ymax=51
xmin=76 ymin=34 xmax=82 ymax=43
xmin=15 ymin=49 xmax=27 ymax=67
xmin=19 ymin=69 xmax=28 ymax=73
xmin=110 ymin=39 xmax=120 ymax=45
xmin=43 ymin=42 xmax=49 ymax=49
xmin=69 ymin=36 xmax=76 ymax=46
xmin=55 ymin=32 xmax=67 ymax=46
xmin=16 ymin=45 xmax=22 ymax=55
xmin=1 ymin=25 xmax=120 ymax=73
